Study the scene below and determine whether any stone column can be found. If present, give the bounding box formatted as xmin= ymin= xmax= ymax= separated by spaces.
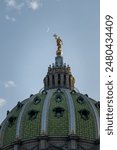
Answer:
xmin=13 ymin=139 xmax=21 ymax=150
xmin=71 ymin=77 xmax=73 ymax=90
xmin=43 ymin=78 xmax=45 ymax=90
xmin=49 ymin=74 xmax=52 ymax=88
xmin=60 ymin=74 xmax=64 ymax=87
xmin=66 ymin=74 xmax=69 ymax=88
xmin=45 ymin=75 xmax=49 ymax=90
xmin=70 ymin=76 xmax=75 ymax=90
xmin=45 ymin=76 xmax=48 ymax=90
xmin=69 ymin=76 xmax=71 ymax=89
xmin=55 ymin=74 xmax=58 ymax=88
xmin=69 ymin=135 xmax=77 ymax=150
xmin=14 ymin=145 xmax=20 ymax=150
xmin=73 ymin=77 xmax=75 ymax=89
xmin=39 ymin=136 xmax=48 ymax=150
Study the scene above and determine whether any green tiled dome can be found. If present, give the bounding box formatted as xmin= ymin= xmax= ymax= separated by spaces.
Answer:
xmin=0 ymin=89 xmax=100 ymax=148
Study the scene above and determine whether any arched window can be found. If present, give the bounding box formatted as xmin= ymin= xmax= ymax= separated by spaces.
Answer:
xmin=47 ymin=75 xmax=49 ymax=87
xmin=44 ymin=78 xmax=46 ymax=88
xmin=58 ymin=74 xmax=60 ymax=85
xmin=52 ymin=75 xmax=55 ymax=86
xmin=64 ymin=74 xmax=66 ymax=85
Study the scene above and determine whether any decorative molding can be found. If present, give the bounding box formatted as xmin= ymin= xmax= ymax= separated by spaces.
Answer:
xmin=64 ymin=89 xmax=76 ymax=134
xmin=84 ymin=96 xmax=100 ymax=139
xmin=16 ymin=97 xmax=33 ymax=138
xmin=41 ymin=90 xmax=54 ymax=135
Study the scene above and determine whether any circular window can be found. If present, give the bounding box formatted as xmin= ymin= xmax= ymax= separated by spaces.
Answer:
xmin=71 ymin=90 xmax=76 ymax=94
xmin=77 ymin=96 xmax=84 ymax=104
xmin=56 ymin=88 xmax=62 ymax=93
xmin=33 ymin=96 xmax=41 ymax=104
xmin=55 ymin=94 xmax=62 ymax=103
xmin=42 ymin=90 xmax=47 ymax=95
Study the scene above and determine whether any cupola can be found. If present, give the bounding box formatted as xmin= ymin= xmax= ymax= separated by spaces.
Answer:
xmin=43 ymin=34 xmax=75 ymax=90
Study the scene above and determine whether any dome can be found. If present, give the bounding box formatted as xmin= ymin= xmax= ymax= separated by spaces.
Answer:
xmin=0 ymin=35 xmax=100 ymax=150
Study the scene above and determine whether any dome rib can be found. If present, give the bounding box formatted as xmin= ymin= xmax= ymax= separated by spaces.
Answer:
xmin=0 ymin=119 xmax=8 ymax=147
xmin=41 ymin=90 xmax=54 ymax=135
xmin=16 ymin=98 xmax=31 ymax=139
xmin=63 ymin=89 xmax=76 ymax=134
xmin=84 ymin=96 xmax=100 ymax=139
xmin=1 ymin=105 xmax=23 ymax=147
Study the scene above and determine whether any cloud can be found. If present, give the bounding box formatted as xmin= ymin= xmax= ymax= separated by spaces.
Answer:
xmin=0 ymin=98 xmax=7 ymax=108
xmin=11 ymin=17 xmax=16 ymax=22
xmin=5 ymin=0 xmax=24 ymax=10
xmin=5 ymin=15 xmax=16 ymax=22
xmin=3 ymin=0 xmax=42 ymax=21
xmin=4 ymin=80 xmax=16 ymax=88
xmin=4 ymin=0 xmax=42 ymax=13
xmin=27 ymin=0 xmax=41 ymax=11
xmin=6 ymin=0 xmax=16 ymax=7
xmin=5 ymin=15 xmax=10 ymax=20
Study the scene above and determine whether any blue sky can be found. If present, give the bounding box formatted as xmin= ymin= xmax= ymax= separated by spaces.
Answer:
xmin=0 ymin=0 xmax=99 ymax=123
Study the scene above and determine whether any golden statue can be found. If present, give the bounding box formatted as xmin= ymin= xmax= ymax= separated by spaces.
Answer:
xmin=53 ymin=34 xmax=63 ymax=56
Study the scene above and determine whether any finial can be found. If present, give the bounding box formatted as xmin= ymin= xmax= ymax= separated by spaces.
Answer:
xmin=53 ymin=34 xmax=63 ymax=56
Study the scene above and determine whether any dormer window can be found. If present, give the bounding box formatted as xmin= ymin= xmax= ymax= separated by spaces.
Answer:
xmin=28 ymin=110 xmax=39 ymax=120
xmin=53 ymin=107 xmax=64 ymax=118
xmin=58 ymin=74 xmax=60 ymax=85
xmin=8 ymin=116 xmax=17 ymax=127
xmin=79 ymin=109 xmax=90 ymax=120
